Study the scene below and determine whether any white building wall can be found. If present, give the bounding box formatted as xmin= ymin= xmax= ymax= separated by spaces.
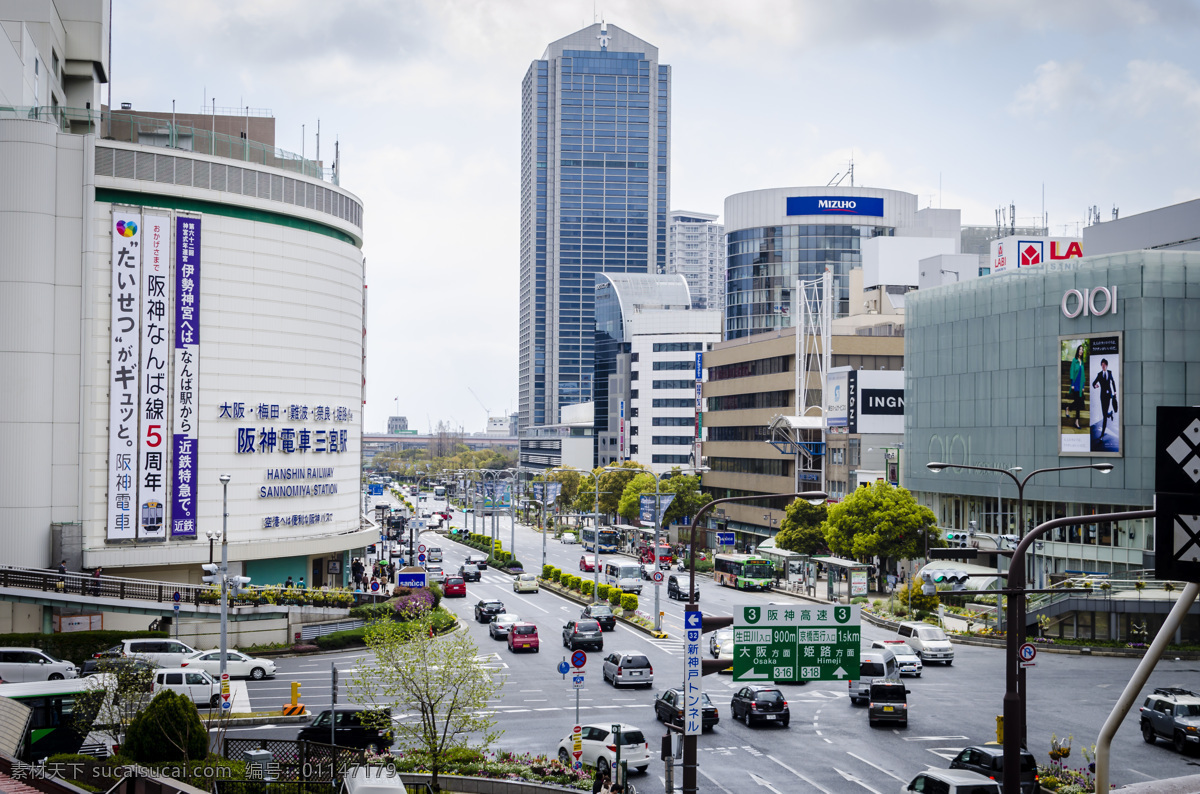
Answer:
xmin=667 ymin=210 xmax=724 ymax=311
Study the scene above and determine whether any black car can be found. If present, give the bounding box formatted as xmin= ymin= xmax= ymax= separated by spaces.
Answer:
xmin=667 ymin=574 xmax=700 ymax=601
xmin=581 ymin=603 xmax=616 ymax=632
xmin=654 ymin=688 xmax=719 ymax=731
xmin=459 ymin=564 xmax=481 ymax=583
xmin=562 ymin=619 xmax=604 ymax=651
xmin=949 ymin=745 xmax=1039 ymax=794
xmin=474 ymin=599 xmax=505 ymax=623
xmin=730 ymin=685 xmax=790 ymax=727
xmin=81 ymin=655 xmax=155 ymax=678
xmin=297 ymin=708 xmax=392 ymax=751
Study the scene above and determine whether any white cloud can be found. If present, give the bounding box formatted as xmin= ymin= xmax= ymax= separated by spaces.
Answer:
xmin=1009 ymin=61 xmax=1094 ymax=115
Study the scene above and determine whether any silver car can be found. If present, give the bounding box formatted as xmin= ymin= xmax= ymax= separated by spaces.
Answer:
xmin=708 ymin=629 xmax=734 ymax=672
xmin=488 ymin=613 xmax=521 ymax=640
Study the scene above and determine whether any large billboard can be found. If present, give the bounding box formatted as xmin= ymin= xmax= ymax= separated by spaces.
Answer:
xmin=990 ymin=236 xmax=1083 ymax=273
xmin=787 ymin=195 xmax=884 ymax=217
xmin=107 ymin=212 xmax=142 ymax=541
xmin=1059 ymin=333 xmax=1122 ymax=456
xmin=826 ymin=369 xmax=903 ymax=434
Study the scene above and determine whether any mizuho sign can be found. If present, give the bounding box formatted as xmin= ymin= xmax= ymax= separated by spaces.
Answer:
xmin=1061 ymin=286 xmax=1118 ymax=318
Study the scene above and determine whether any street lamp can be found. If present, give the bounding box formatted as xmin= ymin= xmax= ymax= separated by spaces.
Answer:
xmin=218 ymin=473 xmax=231 ymax=681
xmin=679 ymin=489 xmax=827 ymax=794
xmin=604 ymin=465 xmax=707 ymax=633
xmin=925 ymin=460 xmax=1114 ymax=794
xmin=554 ymin=466 xmax=601 ymax=603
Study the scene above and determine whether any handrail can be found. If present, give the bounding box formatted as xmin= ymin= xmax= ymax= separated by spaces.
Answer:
xmin=0 ymin=105 xmax=336 ymax=184
xmin=0 ymin=565 xmax=385 ymax=608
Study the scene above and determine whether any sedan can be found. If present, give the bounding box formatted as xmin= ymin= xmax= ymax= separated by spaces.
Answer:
xmin=730 ymin=685 xmax=789 ymax=727
xmin=581 ymin=603 xmax=616 ymax=632
xmin=182 ymin=650 xmax=276 ymax=680
xmin=513 ymin=573 xmax=539 ymax=593
xmin=871 ymin=639 xmax=923 ymax=677
xmin=488 ymin=613 xmax=521 ymax=639
xmin=562 ymin=619 xmax=604 ymax=651
xmin=655 ymin=688 xmax=719 ymax=731
xmin=556 ymin=723 xmax=650 ymax=777
xmin=474 ymin=599 xmax=505 ymax=624
xmin=579 ymin=555 xmax=599 ymax=572
xmin=458 ymin=564 xmax=481 ymax=583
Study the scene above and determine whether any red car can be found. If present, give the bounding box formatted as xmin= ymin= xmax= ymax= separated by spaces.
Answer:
xmin=507 ymin=623 xmax=540 ymax=653
xmin=443 ymin=575 xmax=466 ymax=597
xmin=579 ymin=556 xmax=601 ymax=572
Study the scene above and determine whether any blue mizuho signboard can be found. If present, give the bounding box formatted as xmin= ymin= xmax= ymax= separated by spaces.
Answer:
xmin=786 ymin=196 xmax=884 ymax=217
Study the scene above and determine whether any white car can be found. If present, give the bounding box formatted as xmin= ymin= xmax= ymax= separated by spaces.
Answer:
xmin=153 ymin=667 xmax=221 ymax=708
xmin=871 ymin=639 xmax=923 ymax=677
xmin=426 ymin=564 xmax=446 ymax=584
xmin=560 ymin=532 xmax=576 ymax=544
xmin=556 ymin=723 xmax=650 ymax=776
xmin=0 ymin=648 xmax=78 ymax=682
xmin=513 ymin=573 xmax=539 ymax=593
xmin=181 ymin=650 xmax=277 ymax=680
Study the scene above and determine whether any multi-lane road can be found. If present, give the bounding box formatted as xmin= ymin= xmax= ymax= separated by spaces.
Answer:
xmin=224 ymin=496 xmax=1200 ymax=791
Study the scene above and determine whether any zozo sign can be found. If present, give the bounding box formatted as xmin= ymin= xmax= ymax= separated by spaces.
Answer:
xmin=1061 ymin=286 xmax=1118 ymax=319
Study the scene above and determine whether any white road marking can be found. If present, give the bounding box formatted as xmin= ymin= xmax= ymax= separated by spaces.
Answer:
xmin=847 ymin=752 xmax=905 ymax=782
xmin=750 ymin=772 xmax=783 ymax=793
xmin=925 ymin=747 xmax=965 ymax=761
xmin=902 ymin=735 xmax=969 ymax=742
xmin=767 ymin=754 xmax=833 ymax=794
xmin=833 ymin=767 xmax=882 ymax=793
xmin=698 ymin=768 xmax=735 ymax=793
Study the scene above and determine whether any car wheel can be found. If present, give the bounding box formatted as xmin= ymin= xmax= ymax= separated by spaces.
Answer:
xmin=781 ymin=719 xmax=790 ymax=728
xmin=916 ymin=672 xmax=922 ymax=677
xmin=1142 ymin=721 xmax=1156 ymax=744
xmin=900 ymin=719 xmax=908 ymax=728
xmin=1175 ymin=731 xmax=1189 ymax=754
xmin=558 ymin=749 xmax=571 ymax=765
xmin=48 ymin=673 xmax=64 ymax=681
xmin=534 ymin=646 xmax=539 ymax=653
xmin=250 ymin=667 xmax=266 ymax=681
xmin=597 ymin=757 xmax=610 ymax=776
xmin=636 ymin=766 xmax=647 ymax=774
xmin=868 ymin=718 xmax=876 ymax=728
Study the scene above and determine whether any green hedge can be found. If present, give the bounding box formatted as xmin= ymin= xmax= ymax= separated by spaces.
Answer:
xmin=597 ymin=583 xmax=610 ymax=600
xmin=608 ymin=588 xmax=623 ymax=607
xmin=313 ymin=627 xmax=366 ymax=650
xmin=548 ymin=567 xmax=561 ymax=583
xmin=581 ymin=580 xmax=594 ymax=598
xmin=621 ymin=593 xmax=638 ymax=612
xmin=542 ymin=565 xmax=555 ymax=578
xmin=349 ymin=599 xmax=399 ymax=621
xmin=0 ymin=630 xmax=167 ymax=666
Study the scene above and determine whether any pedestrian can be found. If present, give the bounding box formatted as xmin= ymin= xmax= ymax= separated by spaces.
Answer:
xmin=284 ymin=575 xmax=294 ymax=588
xmin=298 ymin=576 xmax=307 ymax=590
xmin=592 ymin=770 xmax=610 ymax=794
xmin=91 ymin=566 xmax=102 ymax=596
xmin=56 ymin=559 xmax=67 ymax=592
xmin=608 ymin=784 xmax=624 ymax=794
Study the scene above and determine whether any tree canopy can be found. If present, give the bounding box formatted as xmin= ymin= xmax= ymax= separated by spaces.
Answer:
xmin=774 ymin=499 xmax=829 ymax=556
xmin=617 ymin=470 xmax=710 ymax=527
xmin=822 ymin=482 xmax=939 ymax=560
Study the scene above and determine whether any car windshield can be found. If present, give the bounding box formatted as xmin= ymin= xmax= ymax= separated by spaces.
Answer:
xmin=521 ymin=574 xmax=536 ymax=581
xmin=918 ymin=627 xmax=947 ymax=641
xmin=497 ymin=614 xmax=518 ymax=623
xmin=446 ymin=578 xmax=463 ymax=585
xmin=671 ymin=690 xmax=713 ymax=706
xmin=589 ymin=606 xmax=612 ymax=616
xmin=1178 ymin=704 xmax=1200 ymax=717
xmin=755 ymin=690 xmax=784 ymax=703
xmin=861 ymin=661 xmax=886 ymax=676
xmin=311 ymin=711 xmax=332 ymax=727
xmin=619 ymin=730 xmax=645 ymax=745
xmin=744 ymin=563 xmax=773 ymax=579
xmin=577 ymin=621 xmax=600 ymax=632
xmin=514 ymin=626 xmax=537 ymax=635
xmin=482 ymin=601 xmax=503 ymax=610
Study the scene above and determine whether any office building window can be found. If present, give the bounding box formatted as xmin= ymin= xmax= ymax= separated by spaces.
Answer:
xmin=849 ymin=439 xmax=861 ymax=466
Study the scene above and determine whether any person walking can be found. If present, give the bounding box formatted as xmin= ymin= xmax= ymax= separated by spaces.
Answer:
xmin=56 ymin=559 xmax=67 ymax=592
xmin=91 ymin=566 xmax=102 ymax=596
xmin=1092 ymin=357 xmax=1118 ymax=438
xmin=592 ymin=770 xmax=611 ymax=794
xmin=284 ymin=575 xmax=294 ymax=589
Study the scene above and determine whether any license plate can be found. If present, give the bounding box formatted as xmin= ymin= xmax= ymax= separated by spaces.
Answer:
xmin=630 ymin=671 xmax=641 ymax=676
xmin=883 ymin=706 xmax=894 ymax=712
xmin=765 ymin=714 xmax=776 ymax=720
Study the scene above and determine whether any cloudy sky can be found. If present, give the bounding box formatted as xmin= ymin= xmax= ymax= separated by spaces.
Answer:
xmin=112 ymin=0 xmax=1200 ymax=434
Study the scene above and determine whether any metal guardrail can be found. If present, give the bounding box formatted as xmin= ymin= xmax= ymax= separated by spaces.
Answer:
xmin=1026 ymin=576 xmax=1187 ymax=612
xmin=0 ymin=565 xmax=389 ymax=609
xmin=299 ymin=619 xmax=365 ymax=640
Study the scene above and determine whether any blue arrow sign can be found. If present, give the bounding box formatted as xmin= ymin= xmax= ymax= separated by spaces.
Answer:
xmin=557 ymin=660 xmax=570 ymax=675
xmin=685 ymin=610 xmax=701 ymax=630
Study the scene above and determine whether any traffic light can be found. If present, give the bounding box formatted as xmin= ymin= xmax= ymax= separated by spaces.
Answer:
xmin=921 ymin=571 xmax=938 ymax=595
xmin=944 ymin=571 xmax=969 ymax=591
xmin=201 ymin=563 xmax=221 ymax=585
xmin=230 ymin=575 xmax=252 ymax=595
xmin=944 ymin=531 xmax=969 ymax=548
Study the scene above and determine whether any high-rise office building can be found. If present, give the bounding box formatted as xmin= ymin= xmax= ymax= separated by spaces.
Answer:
xmin=518 ymin=22 xmax=670 ymax=431
xmin=668 ymin=210 xmax=724 ymax=310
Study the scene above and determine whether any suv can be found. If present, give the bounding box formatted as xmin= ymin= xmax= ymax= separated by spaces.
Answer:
xmin=556 ymin=723 xmax=649 ymax=777
xmin=581 ymin=603 xmax=616 ymax=632
xmin=849 ymin=648 xmax=898 ymax=705
xmin=898 ymin=622 xmax=954 ymax=665
xmin=667 ymin=574 xmax=699 ymax=601
xmin=1140 ymin=687 xmax=1200 ymax=754
xmin=602 ymin=652 xmax=653 ymax=688
xmin=562 ymin=619 xmax=604 ymax=651
xmin=901 ymin=769 xmax=1001 ymax=793
xmin=153 ymin=668 xmax=221 ymax=709
xmin=948 ymin=745 xmax=1039 ymax=793
xmin=298 ymin=708 xmax=392 ymax=751
xmin=730 ymin=684 xmax=789 ymax=727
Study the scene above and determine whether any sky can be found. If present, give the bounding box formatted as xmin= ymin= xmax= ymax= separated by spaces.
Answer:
xmin=111 ymin=0 xmax=1200 ymax=435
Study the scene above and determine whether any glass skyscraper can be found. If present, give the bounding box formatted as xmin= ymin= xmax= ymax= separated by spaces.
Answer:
xmin=518 ymin=22 xmax=670 ymax=431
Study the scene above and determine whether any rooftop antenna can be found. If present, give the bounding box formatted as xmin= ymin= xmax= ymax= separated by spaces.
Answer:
xmin=1112 ymin=205 xmax=1119 ymax=221
xmin=1009 ymin=201 xmax=1016 ymax=235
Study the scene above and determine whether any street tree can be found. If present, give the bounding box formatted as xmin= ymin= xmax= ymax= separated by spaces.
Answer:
xmin=350 ymin=615 xmax=503 ymax=789
xmin=774 ymin=499 xmax=829 ymax=556
xmin=617 ymin=470 xmax=711 ymax=527
xmin=74 ymin=659 xmax=158 ymax=754
xmin=822 ymin=482 xmax=939 ymax=569
xmin=596 ymin=462 xmax=647 ymax=518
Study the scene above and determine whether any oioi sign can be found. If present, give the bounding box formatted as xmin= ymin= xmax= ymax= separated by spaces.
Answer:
xmin=733 ymin=604 xmax=861 ymax=683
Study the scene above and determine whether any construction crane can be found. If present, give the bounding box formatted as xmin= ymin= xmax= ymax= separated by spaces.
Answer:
xmin=467 ymin=386 xmax=492 ymax=428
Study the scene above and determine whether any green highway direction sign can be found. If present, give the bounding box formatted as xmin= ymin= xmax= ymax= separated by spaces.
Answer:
xmin=733 ymin=604 xmax=861 ymax=683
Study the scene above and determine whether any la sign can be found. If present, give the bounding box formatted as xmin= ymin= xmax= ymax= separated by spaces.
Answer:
xmin=1061 ymin=286 xmax=1118 ymax=318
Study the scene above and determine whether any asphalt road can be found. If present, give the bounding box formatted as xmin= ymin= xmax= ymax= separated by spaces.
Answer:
xmin=224 ymin=497 xmax=1200 ymax=791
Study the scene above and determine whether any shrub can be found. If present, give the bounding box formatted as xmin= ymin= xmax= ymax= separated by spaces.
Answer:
xmin=695 ymin=560 xmax=714 ymax=574
xmin=608 ymin=588 xmax=622 ymax=607
xmin=597 ymin=583 xmax=610 ymax=600
xmin=894 ymin=583 xmax=940 ymax=613
xmin=349 ymin=600 xmax=398 ymax=621
xmin=550 ymin=568 xmax=561 ymax=583
xmin=508 ymin=559 xmax=524 ymax=571
xmin=581 ymin=581 xmax=594 ymax=598
xmin=568 ymin=575 xmax=581 ymax=591
xmin=392 ymin=589 xmax=436 ymax=620
xmin=314 ymin=627 xmax=367 ymax=650
xmin=543 ymin=565 xmax=555 ymax=578
xmin=123 ymin=690 xmax=207 ymax=763
xmin=620 ymin=593 xmax=638 ymax=612
xmin=850 ymin=597 xmax=868 ymax=605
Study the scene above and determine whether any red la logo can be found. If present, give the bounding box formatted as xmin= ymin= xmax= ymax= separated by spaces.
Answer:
xmin=1050 ymin=241 xmax=1083 ymax=260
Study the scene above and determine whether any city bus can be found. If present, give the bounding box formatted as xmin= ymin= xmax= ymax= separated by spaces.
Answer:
xmin=433 ymin=484 xmax=446 ymax=499
xmin=580 ymin=526 xmax=619 ymax=554
xmin=0 ymin=676 xmax=111 ymax=760
xmin=712 ymin=554 xmax=775 ymax=591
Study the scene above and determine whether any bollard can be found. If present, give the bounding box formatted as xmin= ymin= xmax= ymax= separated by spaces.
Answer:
xmin=282 ymin=681 xmax=304 ymax=715
xmin=995 ymin=714 xmax=1004 ymax=744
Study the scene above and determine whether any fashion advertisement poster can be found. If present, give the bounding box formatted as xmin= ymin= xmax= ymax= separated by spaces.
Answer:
xmin=1059 ymin=333 xmax=1122 ymax=456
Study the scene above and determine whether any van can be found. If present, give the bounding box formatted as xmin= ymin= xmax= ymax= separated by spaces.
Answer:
xmin=0 ymin=648 xmax=78 ymax=682
xmin=898 ymin=622 xmax=955 ymax=665
xmin=426 ymin=546 xmax=443 ymax=563
xmin=602 ymin=560 xmax=643 ymax=595
xmin=848 ymin=647 xmax=898 ymax=705
xmin=153 ymin=668 xmax=220 ymax=709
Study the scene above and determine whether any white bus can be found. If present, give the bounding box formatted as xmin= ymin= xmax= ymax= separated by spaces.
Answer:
xmin=603 ymin=560 xmax=643 ymax=595
xmin=433 ymin=485 xmax=446 ymax=499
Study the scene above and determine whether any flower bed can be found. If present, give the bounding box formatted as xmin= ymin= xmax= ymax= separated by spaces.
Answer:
xmin=381 ymin=748 xmax=591 ymax=790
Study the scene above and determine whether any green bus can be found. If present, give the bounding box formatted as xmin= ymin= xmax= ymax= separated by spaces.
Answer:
xmin=712 ymin=554 xmax=774 ymax=591
xmin=0 ymin=676 xmax=110 ymax=760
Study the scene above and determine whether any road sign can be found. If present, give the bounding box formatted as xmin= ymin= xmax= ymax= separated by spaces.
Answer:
xmin=417 ymin=553 xmax=426 ymax=564
xmin=173 ymin=603 xmax=180 ymax=613
xmin=652 ymin=571 xmax=664 ymax=583
xmin=573 ymin=761 xmax=582 ymax=770
xmin=221 ymin=700 xmax=231 ymax=710
xmin=684 ymin=609 xmax=703 ymax=736
xmin=572 ymin=674 xmax=585 ymax=690
xmin=1019 ymin=642 xmax=1037 ymax=668
xmin=571 ymin=650 xmax=587 ymax=669
xmin=221 ymin=673 xmax=230 ymax=681
xmin=396 ymin=567 xmax=427 ymax=588
xmin=1156 ymin=407 xmax=1200 ymax=582
xmin=557 ymin=661 xmax=570 ymax=675
xmin=370 ymin=581 xmax=380 ymax=592
xmin=173 ymin=590 xmax=181 ymax=603
xmin=716 ymin=531 xmax=735 ymax=546
xmin=572 ymin=723 xmax=582 ymax=760
xmin=733 ymin=604 xmax=861 ymax=683
xmin=418 ymin=544 xmax=427 ymax=553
